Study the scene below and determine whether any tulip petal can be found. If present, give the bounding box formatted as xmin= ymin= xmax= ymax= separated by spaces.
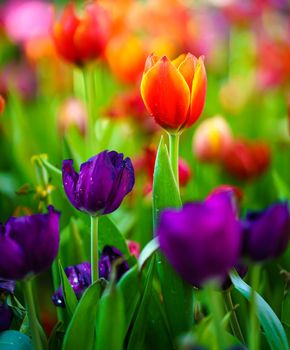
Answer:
xmin=104 ymin=156 xmax=135 ymax=214
xmin=177 ymin=53 xmax=198 ymax=90
xmin=141 ymin=56 xmax=190 ymax=130
xmin=144 ymin=54 xmax=160 ymax=73
xmin=62 ymin=159 xmax=80 ymax=210
xmin=187 ymin=57 xmax=207 ymax=127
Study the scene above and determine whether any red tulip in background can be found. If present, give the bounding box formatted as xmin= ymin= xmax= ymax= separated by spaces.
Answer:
xmin=140 ymin=53 xmax=207 ymax=131
xmin=222 ymin=139 xmax=271 ymax=181
xmin=0 ymin=95 xmax=5 ymax=114
xmin=52 ymin=3 xmax=110 ymax=65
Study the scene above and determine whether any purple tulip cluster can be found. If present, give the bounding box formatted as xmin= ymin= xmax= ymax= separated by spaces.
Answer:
xmin=157 ymin=190 xmax=290 ymax=287
xmin=52 ymin=246 xmax=130 ymax=307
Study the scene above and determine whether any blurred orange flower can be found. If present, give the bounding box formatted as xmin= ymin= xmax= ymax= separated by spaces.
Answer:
xmin=140 ymin=53 xmax=207 ymax=131
xmin=106 ymin=34 xmax=147 ymax=84
xmin=52 ymin=3 xmax=110 ymax=65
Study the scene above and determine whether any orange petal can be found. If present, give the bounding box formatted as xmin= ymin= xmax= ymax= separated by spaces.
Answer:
xmin=172 ymin=53 xmax=186 ymax=68
xmin=141 ymin=56 xmax=190 ymax=130
xmin=187 ymin=57 xmax=207 ymax=127
xmin=178 ymin=53 xmax=198 ymax=90
xmin=144 ymin=53 xmax=160 ymax=73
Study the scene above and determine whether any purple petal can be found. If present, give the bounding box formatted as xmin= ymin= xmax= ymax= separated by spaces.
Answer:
xmin=62 ymin=159 xmax=80 ymax=209
xmin=158 ymin=194 xmax=241 ymax=286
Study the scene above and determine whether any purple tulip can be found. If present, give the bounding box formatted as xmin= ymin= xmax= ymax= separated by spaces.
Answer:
xmin=0 ymin=279 xmax=16 ymax=331
xmin=242 ymin=202 xmax=290 ymax=262
xmin=0 ymin=206 xmax=60 ymax=280
xmin=157 ymin=192 xmax=241 ymax=286
xmin=62 ymin=151 xmax=135 ymax=216
xmin=52 ymin=246 xmax=129 ymax=307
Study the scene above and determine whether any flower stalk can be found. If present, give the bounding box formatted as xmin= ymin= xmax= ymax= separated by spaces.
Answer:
xmin=91 ymin=215 xmax=99 ymax=283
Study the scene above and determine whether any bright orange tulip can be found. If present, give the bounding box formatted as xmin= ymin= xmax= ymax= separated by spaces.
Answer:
xmin=140 ymin=53 xmax=206 ymax=131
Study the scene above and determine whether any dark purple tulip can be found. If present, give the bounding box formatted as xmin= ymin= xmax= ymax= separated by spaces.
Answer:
xmin=157 ymin=192 xmax=241 ymax=286
xmin=0 ymin=279 xmax=16 ymax=331
xmin=62 ymin=151 xmax=135 ymax=216
xmin=52 ymin=246 xmax=129 ymax=307
xmin=0 ymin=206 xmax=60 ymax=280
xmin=52 ymin=262 xmax=91 ymax=307
xmin=242 ymin=202 xmax=290 ymax=262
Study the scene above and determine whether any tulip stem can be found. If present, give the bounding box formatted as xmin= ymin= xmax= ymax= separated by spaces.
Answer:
xmin=23 ymin=279 xmax=43 ymax=350
xmin=249 ymin=265 xmax=261 ymax=350
xmin=205 ymin=283 xmax=226 ymax=350
xmin=168 ymin=132 xmax=180 ymax=188
xmin=91 ymin=215 xmax=99 ymax=283
xmin=224 ymin=290 xmax=245 ymax=345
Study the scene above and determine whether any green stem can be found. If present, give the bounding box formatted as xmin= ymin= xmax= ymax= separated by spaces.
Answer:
xmin=168 ymin=132 xmax=180 ymax=188
xmin=83 ymin=67 xmax=97 ymax=154
xmin=249 ymin=265 xmax=261 ymax=350
xmin=23 ymin=280 xmax=43 ymax=350
xmin=91 ymin=215 xmax=99 ymax=283
xmin=206 ymin=284 xmax=226 ymax=350
xmin=224 ymin=290 xmax=245 ymax=345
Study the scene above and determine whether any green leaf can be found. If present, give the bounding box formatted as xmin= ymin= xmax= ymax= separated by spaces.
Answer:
xmin=117 ymin=266 xmax=141 ymax=335
xmin=96 ymin=277 xmax=125 ymax=350
xmin=127 ymin=256 xmax=156 ymax=350
xmin=272 ymin=171 xmax=290 ymax=200
xmin=0 ymin=330 xmax=32 ymax=350
xmin=230 ymin=270 xmax=290 ymax=350
xmin=58 ymin=261 xmax=78 ymax=318
xmin=48 ymin=321 xmax=64 ymax=350
xmin=138 ymin=237 xmax=159 ymax=271
xmin=152 ymin=136 xmax=181 ymax=227
xmin=153 ymin=136 xmax=193 ymax=340
xmin=282 ymin=292 xmax=290 ymax=327
xmin=62 ymin=280 xmax=105 ymax=350
xmin=99 ymin=216 xmax=131 ymax=258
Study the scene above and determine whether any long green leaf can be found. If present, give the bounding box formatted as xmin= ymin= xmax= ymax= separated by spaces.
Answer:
xmin=153 ymin=136 xmax=193 ymax=340
xmin=58 ymin=261 xmax=78 ymax=318
xmin=62 ymin=280 xmax=104 ymax=350
xmin=230 ymin=270 xmax=289 ymax=350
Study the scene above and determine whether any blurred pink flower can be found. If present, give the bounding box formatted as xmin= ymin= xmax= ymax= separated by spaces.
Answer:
xmin=3 ymin=0 xmax=53 ymax=43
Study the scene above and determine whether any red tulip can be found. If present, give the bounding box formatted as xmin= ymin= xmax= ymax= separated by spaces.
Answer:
xmin=53 ymin=3 xmax=110 ymax=65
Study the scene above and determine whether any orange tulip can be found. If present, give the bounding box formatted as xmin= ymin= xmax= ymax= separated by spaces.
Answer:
xmin=140 ymin=53 xmax=207 ymax=131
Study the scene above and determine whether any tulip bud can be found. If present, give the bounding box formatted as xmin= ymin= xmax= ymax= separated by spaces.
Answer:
xmin=157 ymin=192 xmax=241 ymax=286
xmin=192 ymin=115 xmax=233 ymax=162
xmin=140 ymin=53 xmax=207 ymax=131
xmin=0 ymin=206 xmax=60 ymax=280
xmin=58 ymin=98 xmax=87 ymax=136
xmin=62 ymin=150 xmax=135 ymax=216
xmin=127 ymin=240 xmax=140 ymax=259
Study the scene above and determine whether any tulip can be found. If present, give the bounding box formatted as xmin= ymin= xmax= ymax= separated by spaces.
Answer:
xmin=157 ymin=192 xmax=241 ymax=286
xmin=140 ymin=53 xmax=207 ymax=131
xmin=0 ymin=95 xmax=5 ymax=114
xmin=58 ymin=98 xmax=87 ymax=136
xmin=52 ymin=3 xmax=110 ymax=65
xmin=127 ymin=240 xmax=140 ymax=259
xmin=62 ymin=150 xmax=135 ymax=216
xmin=222 ymin=139 xmax=271 ymax=181
xmin=0 ymin=206 xmax=60 ymax=280
xmin=192 ymin=115 xmax=233 ymax=162
xmin=52 ymin=246 xmax=129 ymax=307
xmin=106 ymin=33 xmax=147 ymax=84
xmin=0 ymin=279 xmax=15 ymax=331
xmin=242 ymin=202 xmax=290 ymax=262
